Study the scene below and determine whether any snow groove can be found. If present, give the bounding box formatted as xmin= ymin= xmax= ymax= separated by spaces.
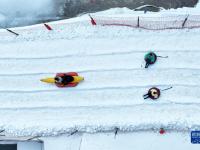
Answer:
xmin=0 ymin=68 xmax=200 ymax=76
xmin=0 ymin=70 xmax=200 ymax=91
xmin=0 ymin=50 xmax=200 ymax=60
xmin=0 ymin=85 xmax=200 ymax=109
xmin=1 ymin=52 xmax=200 ymax=75
xmin=0 ymin=84 xmax=198 ymax=93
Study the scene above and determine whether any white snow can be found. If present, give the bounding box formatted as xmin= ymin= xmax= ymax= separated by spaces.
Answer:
xmin=41 ymin=132 xmax=200 ymax=150
xmin=0 ymin=6 xmax=200 ymax=138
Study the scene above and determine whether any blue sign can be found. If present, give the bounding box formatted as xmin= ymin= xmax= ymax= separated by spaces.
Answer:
xmin=191 ymin=131 xmax=200 ymax=144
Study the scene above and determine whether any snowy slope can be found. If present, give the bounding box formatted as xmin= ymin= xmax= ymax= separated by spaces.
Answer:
xmin=1 ymin=8 xmax=200 ymax=136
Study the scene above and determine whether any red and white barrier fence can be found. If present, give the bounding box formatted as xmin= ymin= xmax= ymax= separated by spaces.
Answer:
xmin=89 ymin=14 xmax=200 ymax=30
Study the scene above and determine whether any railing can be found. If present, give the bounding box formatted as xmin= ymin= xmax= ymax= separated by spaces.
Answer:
xmin=90 ymin=15 xmax=200 ymax=30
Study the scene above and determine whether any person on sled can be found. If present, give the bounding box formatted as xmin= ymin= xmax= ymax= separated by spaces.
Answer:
xmin=55 ymin=75 xmax=74 ymax=85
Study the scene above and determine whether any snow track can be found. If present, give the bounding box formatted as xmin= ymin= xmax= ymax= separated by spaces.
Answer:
xmin=0 ymin=13 xmax=200 ymax=136
xmin=1 ymin=51 xmax=200 ymax=74
xmin=0 ymin=86 xmax=200 ymax=109
xmin=0 ymin=69 xmax=200 ymax=90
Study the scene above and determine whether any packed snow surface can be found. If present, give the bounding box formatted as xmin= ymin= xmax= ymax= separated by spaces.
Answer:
xmin=1 ymin=8 xmax=200 ymax=136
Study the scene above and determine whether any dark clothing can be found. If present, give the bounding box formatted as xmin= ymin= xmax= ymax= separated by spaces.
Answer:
xmin=55 ymin=75 xmax=74 ymax=85
xmin=62 ymin=75 xmax=74 ymax=85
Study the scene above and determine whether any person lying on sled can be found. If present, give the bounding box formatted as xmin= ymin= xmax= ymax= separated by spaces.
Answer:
xmin=54 ymin=72 xmax=84 ymax=87
xmin=55 ymin=75 xmax=74 ymax=85
xmin=40 ymin=72 xmax=84 ymax=88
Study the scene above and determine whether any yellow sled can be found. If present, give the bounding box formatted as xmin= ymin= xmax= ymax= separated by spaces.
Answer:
xmin=40 ymin=76 xmax=84 ymax=84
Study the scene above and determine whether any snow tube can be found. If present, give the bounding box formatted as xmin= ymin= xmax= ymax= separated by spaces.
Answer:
xmin=143 ymin=87 xmax=161 ymax=100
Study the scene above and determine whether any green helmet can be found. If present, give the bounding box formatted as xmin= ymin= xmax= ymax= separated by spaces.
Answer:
xmin=144 ymin=52 xmax=157 ymax=68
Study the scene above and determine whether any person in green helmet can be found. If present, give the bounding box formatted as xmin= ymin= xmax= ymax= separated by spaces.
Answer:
xmin=144 ymin=52 xmax=157 ymax=68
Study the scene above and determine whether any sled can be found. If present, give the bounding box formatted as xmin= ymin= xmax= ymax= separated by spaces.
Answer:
xmin=40 ymin=72 xmax=84 ymax=88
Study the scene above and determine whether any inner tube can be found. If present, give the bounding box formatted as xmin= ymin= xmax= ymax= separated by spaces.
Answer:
xmin=143 ymin=87 xmax=161 ymax=100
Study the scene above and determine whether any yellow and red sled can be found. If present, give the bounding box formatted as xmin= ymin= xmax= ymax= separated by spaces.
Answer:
xmin=40 ymin=72 xmax=84 ymax=88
